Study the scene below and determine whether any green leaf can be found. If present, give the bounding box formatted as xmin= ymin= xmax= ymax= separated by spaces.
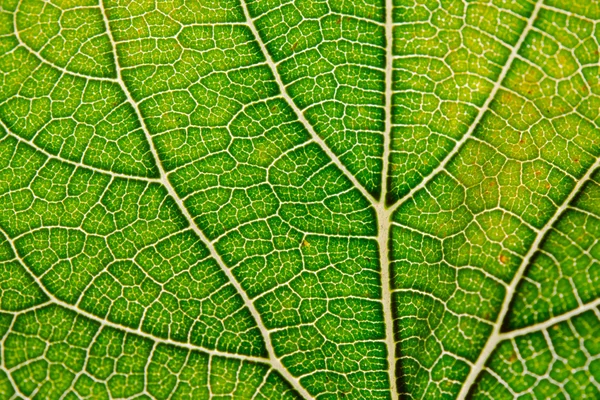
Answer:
xmin=0 ymin=0 xmax=599 ymax=398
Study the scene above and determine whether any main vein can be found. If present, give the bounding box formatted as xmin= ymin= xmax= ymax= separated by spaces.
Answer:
xmin=380 ymin=0 xmax=399 ymax=395
xmin=96 ymin=3 xmax=311 ymax=398
xmin=384 ymin=0 xmax=552 ymax=396
xmin=238 ymin=2 xmax=405 ymax=399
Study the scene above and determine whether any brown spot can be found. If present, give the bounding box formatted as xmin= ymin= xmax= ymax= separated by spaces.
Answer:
xmin=302 ymin=240 xmax=311 ymax=248
xmin=534 ymin=170 xmax=541 ymax=177
xmin=499 ymin=254 xmax=508 ymax=265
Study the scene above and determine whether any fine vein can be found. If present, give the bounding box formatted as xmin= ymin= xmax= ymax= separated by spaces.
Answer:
xmin=0 ymin=225 xmax=267 ymax=364
xmin=387 ymin=0 xmax=543 ymax=215
xmin=238 ymin=0 xmax=377 ymax=206
xmin=97 ymin=3 xmax=311 ymax=398
xmin=457 ymin=148 xmax=600 ymax=399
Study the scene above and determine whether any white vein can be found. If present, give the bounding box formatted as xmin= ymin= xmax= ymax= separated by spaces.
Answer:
xmin=387 ymin=0 xmax=544 ymax=215
xmin=379 ymin=0 xmax=398 ymax=395
xmin=11 ymin=4 xmax=118 ymax=84
xmin=0 ymin=226 xmax=267 ymax=364
xmin=95 ymin=2 xmax=311 ymax=399
xmin=457 ymin=146 xmax=600 ymax=399
xmin=238 ymin=0 xmax=377 ymax=206
xmin=0 ymin=314 xmax=26 ymax=400
xmin=499 ymin=297 xmax=600 ymax=341
xmin=4 ymin=0 xmax=600 ymax=398
xmin=0 ymin=119 xmax=161 ymax=183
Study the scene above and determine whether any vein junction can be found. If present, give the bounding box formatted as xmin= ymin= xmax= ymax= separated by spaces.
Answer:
xmin=0 ymin=0 xmax=599 ymax=398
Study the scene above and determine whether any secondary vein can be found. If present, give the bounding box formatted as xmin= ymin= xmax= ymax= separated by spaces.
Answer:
xmin=238 ymin=0 xmax=377 ymax=206
xmin=498 ymin=297 xmax=600 ymax=341
xmin=457 ymin=136 xmax=600 ymax=399
xmin=96 ymin=2 xmax=311 ymax=398
xmin=386 ymin=0 xmax=543 ymax=216
xmin=0 ymin=225 xmax=268 ymax=364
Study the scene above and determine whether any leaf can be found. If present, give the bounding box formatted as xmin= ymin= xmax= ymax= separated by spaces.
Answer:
xmin=0 ymin=0 xmax=598 ymax=398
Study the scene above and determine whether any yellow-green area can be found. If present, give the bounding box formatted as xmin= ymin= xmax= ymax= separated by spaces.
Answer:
xmin=0 ymin=0 xmax=599 ymax=398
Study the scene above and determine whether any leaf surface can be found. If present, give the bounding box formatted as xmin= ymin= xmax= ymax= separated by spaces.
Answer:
xmin=0 ymin=0 xmax=599 ymax=398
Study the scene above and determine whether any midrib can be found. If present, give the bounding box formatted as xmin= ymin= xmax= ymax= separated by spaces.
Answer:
xmin=86 ymin=1 xmax=576 ymax=400
xmin=241 ymin=1 xmax=402 ymax=398
xmin=381 ymin=0 xmax=399 ymax=395
xmin=3 ymin=0 xmax=598 ymax=398
xmin=385 ymin=0 xmax=549 ymax=398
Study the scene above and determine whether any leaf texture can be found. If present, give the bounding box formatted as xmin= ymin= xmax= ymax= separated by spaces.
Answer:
xmin=0 ymin=0 xmax=599 ymax=398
